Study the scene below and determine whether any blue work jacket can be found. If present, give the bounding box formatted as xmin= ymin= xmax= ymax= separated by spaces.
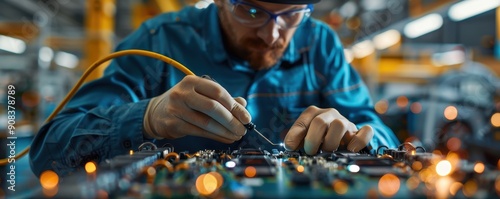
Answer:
xmin=30 ymin=4 xmax=399 ymax=177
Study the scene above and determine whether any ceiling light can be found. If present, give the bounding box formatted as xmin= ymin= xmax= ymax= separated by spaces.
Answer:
xmin=0 ymin=35 xmax=26 ymax=54
xmin=373 ymin=29 xmax=401 ymax=50
xmin=55 ymin=51 xmax=79 ymax=69
xmin=351 ymin=40 xmax=375 ymax=59
xmin=404 ymin=13 xmax=443 ymax=39
xmin=449 ymin=0 xmax=500 ymax=21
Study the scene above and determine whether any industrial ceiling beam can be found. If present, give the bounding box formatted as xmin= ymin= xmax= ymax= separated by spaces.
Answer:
xmin=0 ymin=22 xmax=39 ymax=42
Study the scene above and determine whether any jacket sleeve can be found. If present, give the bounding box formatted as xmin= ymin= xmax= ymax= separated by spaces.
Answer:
xmin=313 ymin=23 xmax=400 ymax=151
xmin=29 ymin=24 xmax=167 ymax=177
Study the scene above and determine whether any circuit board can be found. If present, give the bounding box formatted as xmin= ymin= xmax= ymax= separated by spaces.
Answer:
xmin=49 ymin=143 xmax=499 ymax=198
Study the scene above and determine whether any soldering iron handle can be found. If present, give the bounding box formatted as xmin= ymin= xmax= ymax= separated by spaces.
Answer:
xmin=201 ymin=74 xmax=255 ymax=130
xmin=244 ymin=123 xmax=256 ymax=131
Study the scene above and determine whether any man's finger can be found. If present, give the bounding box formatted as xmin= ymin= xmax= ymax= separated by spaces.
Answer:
xmin=177 ymin=108 xmax=242 ymax=140
xmin=174 ymin=119 xmax=238 ymax=144
xmin=233 ymin=97 xmax=250 ymax=124
xmin=234 ymin=97 xmax=247 ymax=107
xmin=185 ymin=92 xmax=247 ymax=136
xmin=347 ymin=125 xmax=374 ymax=152
xmin=192 ymin=77 xmax=251 ymax=124
xmin=284 ymin=106 xmax=322 ymax=151
xmin=229 ymin=100 xmax=251 ymax=125
xmin=304 ymin=112 xmax=333 ymax=155
xmin=321 ymin=118 xmax=348 ymax=152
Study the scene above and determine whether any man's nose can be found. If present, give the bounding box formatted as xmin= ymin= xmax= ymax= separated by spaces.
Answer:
xmin=256 ymin=19 xmax=280 ymax=46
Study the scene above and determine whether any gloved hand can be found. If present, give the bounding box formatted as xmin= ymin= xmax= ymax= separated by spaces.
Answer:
xmin=284 ymin=106 xmax=374 ymax=155
xmin=143 ymin=75 xmax=251 ymax=143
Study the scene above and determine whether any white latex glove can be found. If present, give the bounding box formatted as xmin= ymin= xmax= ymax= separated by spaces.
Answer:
xmin=143 ymin=75 xmax=251 ymax=143
xmin=284 ymin=106 xmax=374 ymax=155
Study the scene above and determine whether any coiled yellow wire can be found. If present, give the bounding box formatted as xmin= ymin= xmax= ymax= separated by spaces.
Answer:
xmin=0 ymin=49 xmax=195 ymax=165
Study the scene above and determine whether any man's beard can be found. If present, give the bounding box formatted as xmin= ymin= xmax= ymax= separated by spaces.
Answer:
xmin=218 ymin=6 xmax=287 ymax=70
xmin=236 ymin=37 xmax=286 ymax=70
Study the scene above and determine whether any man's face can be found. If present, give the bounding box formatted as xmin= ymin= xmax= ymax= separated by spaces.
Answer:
xmin=215 ymin=0 xmax=308 ymax=70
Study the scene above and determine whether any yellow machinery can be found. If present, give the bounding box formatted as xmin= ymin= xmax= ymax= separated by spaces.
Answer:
xmin=84 ymin=0 xmax=115 ymax=81
xmin=84 ymin=0 xmax=187 ymax=81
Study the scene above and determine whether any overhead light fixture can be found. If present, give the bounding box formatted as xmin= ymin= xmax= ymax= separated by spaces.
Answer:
xmin=404 ymin=13 xmax=443 ymax=39
xmin=449 ymin=0 xmax=500 ymax=21
xmin=351 ymin=40 xmax=375 ymax=59
xmin=39 ymin=47 xmax=54 ymax=63
xmin=373 ymin=29 xmax=401 ymax=50
xmin=0 ymin=35 xmax=26 ymax=54
xmin=55 ymin=51 xmax=79 ymax=69
xmin=38 ymin=46 xmax=54 ymax=69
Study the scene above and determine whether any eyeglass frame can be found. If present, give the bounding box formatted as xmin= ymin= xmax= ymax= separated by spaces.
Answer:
xmin=227 ymin=0 xmax=314 ymax=29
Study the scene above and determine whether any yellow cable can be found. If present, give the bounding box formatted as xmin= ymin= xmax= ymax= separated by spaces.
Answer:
xmin=0 ymin=49 xmax=195 ymax=165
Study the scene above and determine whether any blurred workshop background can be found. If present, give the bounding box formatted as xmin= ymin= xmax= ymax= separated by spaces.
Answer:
xmin=0 ymin=0 xmax=499 ymax=196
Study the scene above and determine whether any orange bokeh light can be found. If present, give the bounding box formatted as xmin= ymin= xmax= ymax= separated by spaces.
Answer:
xmin=85 ymin=162 xmax=97 ymax=173
xmin=378 ymin=174 xmax=400 ymax=197
xmin=462 ymin=180 xmax=478 ymax=197
xmin=375 ymin=100 xmax=389 ymax=114
xmin=195 ymin=173 xmax=220 ymax=196
xmin=208 ymin=172 xmax=224 ymax=189
xmin=412 ymin=161 xmax=423 ymax=171
xmin=296 ymin=165 xmax=305 ymax=173
xmin=396 ymin=96 xmax=409 ymax=108
xmin=473 ymin=162 xmax=485 ymax=174
xmin=146 ymin=167 xmax=156 ymax=176
xmin=333 ymin=180 xmax=349 ymax=195
xmin=444 ymin=106 xmax=458 ymax=120
xmin=491 ymin=113 xmax=500 ymax=127
xmin=410 ymin=102 xmax=422 ymax=114
xmin=446 ymin=152 xmax=460 ymax=170
xmin=244 ymin=166 xmax=257 ymax=178
xmin=40 ymin=170 xmax=59 ymax=189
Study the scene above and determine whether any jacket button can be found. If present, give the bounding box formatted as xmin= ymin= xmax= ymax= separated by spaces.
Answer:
xmin=123 ymin=140 xmax=132 ymax=149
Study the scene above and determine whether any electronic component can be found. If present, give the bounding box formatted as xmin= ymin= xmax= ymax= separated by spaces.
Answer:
xmin=41 ymin=143 xmax=499 ymax=199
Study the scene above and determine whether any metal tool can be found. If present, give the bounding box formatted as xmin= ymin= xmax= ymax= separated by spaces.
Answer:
xmin=201 ymin=75 xmax=283 ymax=147
xmin=244 ymin=123 xmax=284 ymax=147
